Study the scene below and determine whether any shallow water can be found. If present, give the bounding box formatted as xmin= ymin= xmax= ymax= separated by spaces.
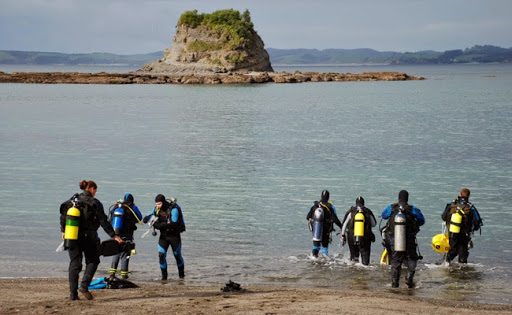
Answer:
xmin=0 ymin=63 xmax=511 ymax=304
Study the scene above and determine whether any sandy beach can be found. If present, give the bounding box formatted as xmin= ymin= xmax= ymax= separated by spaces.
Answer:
xmin=1 ymin=278 xmax=511 ymax=315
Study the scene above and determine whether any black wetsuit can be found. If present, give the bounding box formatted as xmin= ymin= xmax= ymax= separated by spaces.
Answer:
xmin=341 ymin=206 xmax=376 ymax=265
xmin=381 ymin=203 xmax=424 ymax=288
xmin=306 ymin=201 xmax=343 ymax=257
xmin=110 ymin=203 xmax=142 ymax=278
xmin=60 ymin=191 xmax=116 ymax=299
xmin=146 ymin=201 xmax=185 ymax=279
xmin=441 ymin=198 xmax=482 ymax=263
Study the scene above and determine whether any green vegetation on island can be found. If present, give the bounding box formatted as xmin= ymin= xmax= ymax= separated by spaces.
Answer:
xmin=178 ymin=9 xmax=255 ymax=52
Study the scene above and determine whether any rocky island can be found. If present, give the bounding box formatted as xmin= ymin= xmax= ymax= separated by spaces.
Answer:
xmin=0 ymin=9 xmax=424 ymax=84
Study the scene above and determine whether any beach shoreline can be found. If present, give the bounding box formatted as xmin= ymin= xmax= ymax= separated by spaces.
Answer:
xmin=1 ymin=278 xmax=511 ymax=314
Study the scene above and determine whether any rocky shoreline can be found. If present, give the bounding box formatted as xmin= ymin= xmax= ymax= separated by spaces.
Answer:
xmin=0 ymin=71 xmax=424 ymax=84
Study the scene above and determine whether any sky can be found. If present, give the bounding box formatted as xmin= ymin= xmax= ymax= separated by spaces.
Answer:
xmin=1 ymin=0 xmax=511 ymax=54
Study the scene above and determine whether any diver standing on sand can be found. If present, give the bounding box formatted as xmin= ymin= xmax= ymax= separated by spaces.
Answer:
xmin=59 ymin=180 xmax=123 ymax=300
xmin=109 ymin=193 xmax=143 ymax=279
xmin=381 ymin=190 xmax=424 ymax=288
xmin=306 ymin=190 xmax=343 ymax=257
xmin=143 ymin=194 xmax=186 ymax=280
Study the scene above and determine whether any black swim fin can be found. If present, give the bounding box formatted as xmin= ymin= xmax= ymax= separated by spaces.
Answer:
xmin=99 ymin=239 xmax=121 ymax=256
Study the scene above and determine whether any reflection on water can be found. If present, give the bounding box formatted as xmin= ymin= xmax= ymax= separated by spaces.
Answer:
xmin=0 ymin=64 xmax=512 ymax=304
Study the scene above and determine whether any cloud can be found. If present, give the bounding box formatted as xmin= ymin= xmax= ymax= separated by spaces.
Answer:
xmin=1 ymin=0 xmax=511 ymax=53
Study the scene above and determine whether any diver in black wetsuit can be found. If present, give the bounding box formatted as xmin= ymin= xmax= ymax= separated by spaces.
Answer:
xmin=441 ymin=188 xmax=483 ymax=264
xmin=59 ymin=180 xmax=122 ymax=301
xmin=340 ymin=196 xmax=377 ymax=265
xmin=381 ymin=190 xmax=425 ymax=288
xmin=143 ymin=194 xmax=186 ymax=280
xmin=109 ymin=193 xmax=143 ymax=279
xmin=306 ymin=190 xmax=343 ymax=257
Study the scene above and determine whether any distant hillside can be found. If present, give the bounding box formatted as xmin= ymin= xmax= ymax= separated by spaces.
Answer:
xmin=267 ymin=48 xmax=399 ymax=64
xmin=268 ymin=45 xmax=512 ymax=65
xmin=1 ymin=45 xmax=511 ymax=66
xmin=0 ymin=51 xmax=161 ymax=66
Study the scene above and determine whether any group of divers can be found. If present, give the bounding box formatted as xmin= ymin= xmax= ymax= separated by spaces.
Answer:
xmin=307 ymin=188 xmax=483 ymax=289
xmin=59 ymin=179 xmax=482 ymax=301
xmin=60 ymin=180 xmax=185 ymax=300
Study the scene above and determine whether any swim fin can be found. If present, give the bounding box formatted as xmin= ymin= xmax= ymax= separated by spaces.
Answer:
xmin=99 ymin=239 xmax=121 ymax=256
xmin=380 ymin=248 xmax=389 ymax=265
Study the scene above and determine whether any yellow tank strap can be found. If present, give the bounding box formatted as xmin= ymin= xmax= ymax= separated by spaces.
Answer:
xmin=124 ymin=204 xmax=144 ymax=225
xmin=320 ymin=202 xmax=332 ymax=213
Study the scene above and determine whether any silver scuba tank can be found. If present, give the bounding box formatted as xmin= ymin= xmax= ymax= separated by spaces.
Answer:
xmin=394 ymin=210 xmax=406 ymax=252
xmin=312 ymin=207 xmax=324 ymax=241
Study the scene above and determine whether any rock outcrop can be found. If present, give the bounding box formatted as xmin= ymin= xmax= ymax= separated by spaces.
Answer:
xmin=0 ymin=71 xmax=424 ymax=84
xmin=138 ymin=9 xmax=273 ymax=75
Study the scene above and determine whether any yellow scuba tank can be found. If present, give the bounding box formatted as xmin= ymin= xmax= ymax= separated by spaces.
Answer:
xmin=64 ymin=206 xmax=80 ymax=249
xmin=354 ymin=210 xmax=365 ymax=244
xmin=449 ymin=211 xmax=462 ymax=233
xmin=431 ymin=233 xmax=450 ymax=253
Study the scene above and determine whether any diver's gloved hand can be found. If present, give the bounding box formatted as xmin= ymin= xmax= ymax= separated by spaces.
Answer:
xmin=143 ymin=216 xmax=150 ymax=224
xmin=341 ymin=235 xmax=346 ymax=246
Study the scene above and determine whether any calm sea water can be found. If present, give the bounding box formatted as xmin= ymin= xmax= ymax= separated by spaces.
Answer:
xmin=1 ymin=63 xmax=511 ymax=304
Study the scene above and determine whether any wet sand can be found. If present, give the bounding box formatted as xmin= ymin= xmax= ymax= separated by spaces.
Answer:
xmin=1 ymin=278 xmax=511 ymax=314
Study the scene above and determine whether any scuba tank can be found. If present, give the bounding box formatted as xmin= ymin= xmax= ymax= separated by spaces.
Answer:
xmin=394 ymin=209 xmax=406 ymax=252
xmin=311 ymin=207 xmax=324 ymax=241
xmin=64 ymin=204 xmax=80 ymax=249
xmin=449 ymin=210 xmax=462 ymax=233
xmin=354 ymin=207 xmax=365 ymax=244
xmin=112 ymin=204 xmax=124 ymax=234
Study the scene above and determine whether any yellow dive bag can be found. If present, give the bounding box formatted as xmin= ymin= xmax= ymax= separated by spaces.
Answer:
xmin=431 ymin=233 xmax=450 ymax=253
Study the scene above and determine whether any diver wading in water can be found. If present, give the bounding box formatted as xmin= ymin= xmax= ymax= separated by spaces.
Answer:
xmin=108 ymin=193 xmax=143 ymax=279
xmin=306 ymin=190 xmax=343 ymax=257
xmin=341 ymin=196 xmax=377 ymax=265
xmin=381 ymin=190 xmax=425 ymax=288
xmin=441 ymin=188 xmax=483 ymax=264
xmin=59 ymin=180 xmax=123 ymax=300
xmin=143 ymin=194 xmax=186 ymax=280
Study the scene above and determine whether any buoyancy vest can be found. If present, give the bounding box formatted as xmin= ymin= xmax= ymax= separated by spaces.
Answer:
xmin=386 ymin=203 xmax=419 ymax=238
xmin=448 ymin=201 xmax=477 ymax=234
xmin=60 ymin=192 xmax=100 ymax=232
xmin=119 ymin=204 xmax=139 ymax=234
xmin=157 ymin=202 xmax=186 ymax=235
xmin=77 ymin=193 xmax=101 ymax=231
xmin=319 ymin=202 xmax=335 ymax=232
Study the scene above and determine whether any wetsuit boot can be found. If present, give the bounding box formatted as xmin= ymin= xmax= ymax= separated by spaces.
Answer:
xmin=391 ymin=268 xmax=400 ymax=288
xmin=178 ymin=266 xmax=185 ymax=279
xmin=161 ymin=268 xmax=168 ymax=280
xmin=312 ymin=249 xmax=319 ymax=258
xmin=69 ymin=291 xmax=79 ymax=301
xmin=121 ymin=270 xmax=129 ymax=279
xmin=78 ymin=286 xmax=94 ymax=300
xmin=406 ymin=271 xmax=415 ymax=289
